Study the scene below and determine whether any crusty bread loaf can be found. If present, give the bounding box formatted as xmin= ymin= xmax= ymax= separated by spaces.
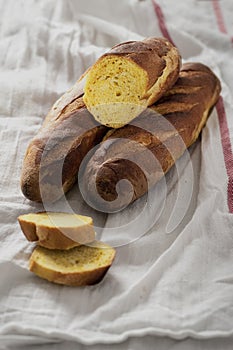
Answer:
xmin=29 ymin=242 xmax=116 ymax=286
xmin=83 ymin=37 xmax=181 ymax=128
xmin=18 ymin=212 xmax=95 ymax=250
xmin=21 ymin=78 xmax=108 ymax=203
xmin=83 ymin=63 xmax=221 ymax=211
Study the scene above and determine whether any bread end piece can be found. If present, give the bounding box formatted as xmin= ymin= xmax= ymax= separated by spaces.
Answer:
xmin=29 ymin=242 xmax=116 ymax=286
xmin=18 ymin=212 xmax=95 ymax=250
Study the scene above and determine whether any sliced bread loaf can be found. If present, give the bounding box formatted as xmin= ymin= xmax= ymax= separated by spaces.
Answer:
xmin=29 ymin=242 xmax=116 ymax=286
xmin=83 ymin=37 xmax=181 ymax=128
xmin=18 ymin=212 xmax=95 ymax=250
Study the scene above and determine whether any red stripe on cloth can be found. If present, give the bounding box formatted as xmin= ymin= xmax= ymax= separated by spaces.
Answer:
xmin=151 ymin=0 xmax=175 ymax=46
xmin=212 ymin=0 xmax=227 ymax=34
xmin=152 ymin=1 xmax=233 ymax=212
xmin=216 ymin=96 xmax=233 ymax=213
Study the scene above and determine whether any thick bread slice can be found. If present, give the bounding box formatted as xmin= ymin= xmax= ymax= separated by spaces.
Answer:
xmin=83 ymin=37 xmax=181 ymax=128
xmin=83 ymin=63 xmax=221 ymax=211
xmin=18 ymin=212 xmax=95 ymax=250
xmin=29 ymin=242 xmax=116 ymax=286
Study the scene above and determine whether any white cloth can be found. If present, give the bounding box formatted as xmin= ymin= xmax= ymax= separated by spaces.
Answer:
xmin=1 ymin=0 xmax=233 ymax=349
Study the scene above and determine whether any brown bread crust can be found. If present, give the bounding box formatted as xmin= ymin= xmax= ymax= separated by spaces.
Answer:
xmin=83 ymin=63 xmax=221 ymax=211
xmin=21 ymin=78 xmax=108 ymax=203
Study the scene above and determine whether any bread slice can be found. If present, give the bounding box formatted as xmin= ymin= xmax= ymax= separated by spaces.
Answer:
xmin=18 ymin=212 xmax=95 ymax=250
xmin=83 ymin=37 xmax=181 ymax=128
xmin=29 ymin=242 xmax=116 ymax=286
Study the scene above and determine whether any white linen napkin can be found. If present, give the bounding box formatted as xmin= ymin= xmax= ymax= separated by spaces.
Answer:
xmin=0 ymin=0 xmax=233 ymax=347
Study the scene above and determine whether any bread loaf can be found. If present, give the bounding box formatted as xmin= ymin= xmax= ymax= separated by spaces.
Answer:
xmin=21 ymin=78 xmax=108 ymax=203
xmin=29 ymin=242 xmax=116 ymax=286
xmin=18 ymin=212 xmax=96 ymax=250
xmin=83 ymin=37 xmax=181 ymax=128
xmin=83 ymin=63 xmax=221 ymax=211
